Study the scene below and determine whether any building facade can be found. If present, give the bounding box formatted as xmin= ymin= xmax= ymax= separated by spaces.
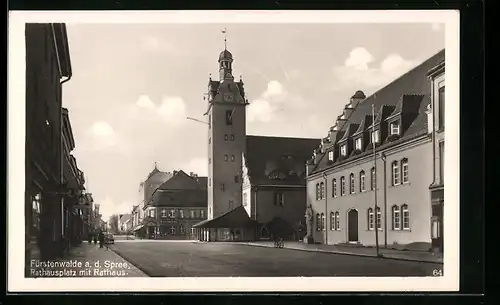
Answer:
xmin=118 ymin=214 xmax=133 ymax=233
xmin=305 ymin=50 xmax=445 ymax=251
xmin=194 ymin=47 xmax=321 ymax=242
xmin=25 ymin=23 xmax=75 ymax=275
xmin=141 ymin=170 xmax=208 ymax=239
xmin=427 ymin=60 xmax=445 ymax=253
xmin=242 ymin=136 xmax=320 ymax=241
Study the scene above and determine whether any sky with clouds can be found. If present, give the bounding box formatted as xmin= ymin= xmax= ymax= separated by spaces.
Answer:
xmin=63 ymin=23 xmax=444 ymax=220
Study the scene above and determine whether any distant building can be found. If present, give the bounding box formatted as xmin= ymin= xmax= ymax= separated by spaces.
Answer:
xmin=141 ymin=170 xmax=207 ymax=239
xmin=193 ymin=46 xmax=320 ymax=242
xmin=119 ymin=214 xmax=133 ymax=233
xmin=305 ymin=49 xmax=445 ymax=251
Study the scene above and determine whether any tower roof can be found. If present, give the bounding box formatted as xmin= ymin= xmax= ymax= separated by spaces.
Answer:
xmin=219 ymin=49 xmax=233 ymax=61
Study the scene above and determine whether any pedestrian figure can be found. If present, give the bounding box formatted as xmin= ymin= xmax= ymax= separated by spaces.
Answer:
xmin=93 ymin=233 xmax=97 ymax=244
xmin=88 ymin=232 xmax=93 ymax=244
xmin=98 ymin=231 xmax=105 ymax=248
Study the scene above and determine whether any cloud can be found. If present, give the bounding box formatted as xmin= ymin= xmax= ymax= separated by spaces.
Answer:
xmin=157 ymin=96 xmax=187 ymax=124
xmin=431 ymin=23 xmax=443 ymax=31
xmin=80 ymin=121 xmax=120 ymax=152
xmin=344 ymin=47 xmax=374 ymax=71
xmin=333 ymin=48 xmax=417 ymax=90
xmin=247 ymin=80 xmax=305 ymax=123
xmin=136 ymin=95 xmax=156 ymax=109
xmin=129 ymin=94 xmax=187 ymax=126
xmin=99 ymin=196 xmax=134 ymax=221
xmin=181 ymin=158 xmax=208 ymax=176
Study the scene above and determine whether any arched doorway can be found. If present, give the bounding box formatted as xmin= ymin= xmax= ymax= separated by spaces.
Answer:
xmin=347 ymin=209 xmax=359 ymax=242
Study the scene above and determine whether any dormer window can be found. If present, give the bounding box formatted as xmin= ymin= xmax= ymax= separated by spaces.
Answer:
xmin=390 ymin=121 xmax=400 ymax=135
xmin=340 ymin=145 xmax=347 ymax=156
xmin=328 ymin=151 xmax=334 ymax=162
xmin=371 ymin=130 xmax=380 ymax=143
xmin=355 ymin=138 xmax=362 ymax=150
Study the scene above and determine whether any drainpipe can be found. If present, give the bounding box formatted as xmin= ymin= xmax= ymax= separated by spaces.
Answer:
xmin=323 ymin=172 xmax=328 ymax=245
xmin=381 ymin=152 xmax=388 ymax=248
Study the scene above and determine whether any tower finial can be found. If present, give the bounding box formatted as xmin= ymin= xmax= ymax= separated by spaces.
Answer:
xmin=222 ymin=28 xmax=227 ymax=50
xmin=154 ymin=161 xmax=158 ymax=169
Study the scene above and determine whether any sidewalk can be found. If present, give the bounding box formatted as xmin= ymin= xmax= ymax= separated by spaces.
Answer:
xmin=29 ymin=242 xmax=147 ymax=277
xmin=234 ymin=241 xmax=443 ymax=264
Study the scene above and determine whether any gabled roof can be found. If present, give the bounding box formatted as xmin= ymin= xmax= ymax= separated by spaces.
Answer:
xmin=156 ymin=170 xmax=203 ymax=191
xmin=193 ymin=205 xmax=258 ymax=228
xmin=386 ymin=94 xmax=425 ymax=121
xmin=150 ymin=170 xmax=208 ymax=208
xmin=245 ymin=135 xmax=321 ymax=186
xmin=147 ymin=167 xmax=161 ymax=180
xmin=310 ymin=49 xmax=445 ymax=174
xmin=338 ymin=123 xmax=359 ymax=142
xmin=353 ymin=115 xmax=373 ymax=136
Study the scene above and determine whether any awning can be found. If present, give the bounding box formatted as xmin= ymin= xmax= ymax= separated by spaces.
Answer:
xmin=193 ymin=205 xmax=258 ymax=229
xmin=133 ymin=224 xmax=145 ymax=231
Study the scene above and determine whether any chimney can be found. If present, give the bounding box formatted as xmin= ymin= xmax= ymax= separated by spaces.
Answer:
xmin=173 ymin=170 xmax=178 ymax=175
xmin=190 ymin=172 xmax=194 ymax=177
xmin=328 ymin=126 xmax=338 ymax=144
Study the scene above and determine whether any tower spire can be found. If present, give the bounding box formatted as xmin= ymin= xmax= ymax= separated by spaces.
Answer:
xmin=222 ymin=28 xmax=227 ymax=50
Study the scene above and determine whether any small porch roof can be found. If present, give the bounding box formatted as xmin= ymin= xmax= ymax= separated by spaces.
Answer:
xmin=193 ymin=205 xmax=258 ymax=229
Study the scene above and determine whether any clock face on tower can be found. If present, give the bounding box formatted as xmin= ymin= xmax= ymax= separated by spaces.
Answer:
xmin=223 ymin=93 xmax=234 ymax=102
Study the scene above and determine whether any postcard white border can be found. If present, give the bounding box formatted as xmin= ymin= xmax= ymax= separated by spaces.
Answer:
xmin=8 ymin=10 xmax=460 ymax=292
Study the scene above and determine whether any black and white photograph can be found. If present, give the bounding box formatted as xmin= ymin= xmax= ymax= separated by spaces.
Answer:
xmin=8 ymin=10 xmax=460 ymax=292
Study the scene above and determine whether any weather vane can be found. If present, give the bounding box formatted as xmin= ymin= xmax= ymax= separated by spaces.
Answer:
xmin=221 ymin=28 xmax=227 ymax=50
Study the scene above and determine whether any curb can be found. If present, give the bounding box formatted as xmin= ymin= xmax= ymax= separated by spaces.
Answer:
xmin=108 ymin=247 xmax=151 ymax=277
xmin=238 ymin=243 xmax=443 ymax=265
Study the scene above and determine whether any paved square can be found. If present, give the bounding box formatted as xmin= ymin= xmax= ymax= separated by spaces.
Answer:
xmin=110 ymin=241 xmax=441 ymax=277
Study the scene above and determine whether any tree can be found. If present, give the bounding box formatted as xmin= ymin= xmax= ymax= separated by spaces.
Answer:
xmin=109 ymin=214 xmax=119 ymax=234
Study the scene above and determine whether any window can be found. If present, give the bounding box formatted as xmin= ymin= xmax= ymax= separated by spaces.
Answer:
xmin=190 ymin=210 xmax=196 ymax=218
xmin=401 ymin=159 xmax=409 ymax=184
xmin=221 ymin=183 xmax=225 ymax=191
xmin=319 ymin=182 xmax=325 ymax=199
xmin=439 ymin=141 xmax=445 ymax=183
xmin=328 ymin=151 xmax=334 ymax=161
xmin=275 ymin=192 xmax=285 ymax=206
xmin=332 ymin=179 xmax=337 ymax=197
xmin=349 ymin=173 xmax=355 ymax=194
xmin=340 ymin=145 xmax=347 ymax=156
xmin=438 ymin=86 xmax=445 ymax=130
xmin=231 ymin=155 xmax=235 ymax=162
xmin=335 ymin=211 xmax=340 ymax=230
xmin=160 ymin=209 xmax=168 ymax=218
xmin=169 ymin=226 xmax=176 ymax=235
xmin=402 ymin=204 xmax=410 ymax=230
xmin=320 ymin=213 xmax=326 ymax=231
xmin=368 ymin=208 xmax=374 ymax=230
xmin=209 ymin=138 xmax=211 ymax=144
xmin=390 ymin=121 xmax=400 ymax=135
xmin=224 ymin=134 xmax=228 ymax=141
xmin=315 ymin=183 xmax=320 ymax=200
xmin=179 ymin=210 xmax=185 ymax=218
xmin=168 ymin=209 xmax=176 ymax=218
xmin=330 ymin=212 xmax=335 ymax=230
xmin=179 ymin=225 xmax=185 ymax=235
xmin=392 ymin=205 xmax=401 ymax=230
xmin=355 ymin=138 xmax=362 ymax=150
xmin=234 ymin=175 xmax=239 ymax=183
xmin=392 ymin=161 xmax=400 ymax=185
xmin=315 ymin=213 xmax=321 ymax=231
xmin=243 ymin=193 xmax=248 ymax=207
xmin=360 ymin=171 xmax=366 ymax=192
xmin=371 ymin=167 xmax=376 ymax=190
xmin=228 ymin=200 xmax=234 ymax=210
xmin=340 ymin=176 xmax=346 ymax=196
xmin=376 ymin=207 xmax=382 ymax=230
xmin=224 ymin=155 xmax=228 ymax=162
xmin=200 ymin=210 xmax=205 ymax=219
xmin=225 ymin=110 xmax=233 ymax=125
xmin=230 ymin=134 xmax=235 ymax=141
xmin=371 ymin=130 xmax=380 ymax=143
